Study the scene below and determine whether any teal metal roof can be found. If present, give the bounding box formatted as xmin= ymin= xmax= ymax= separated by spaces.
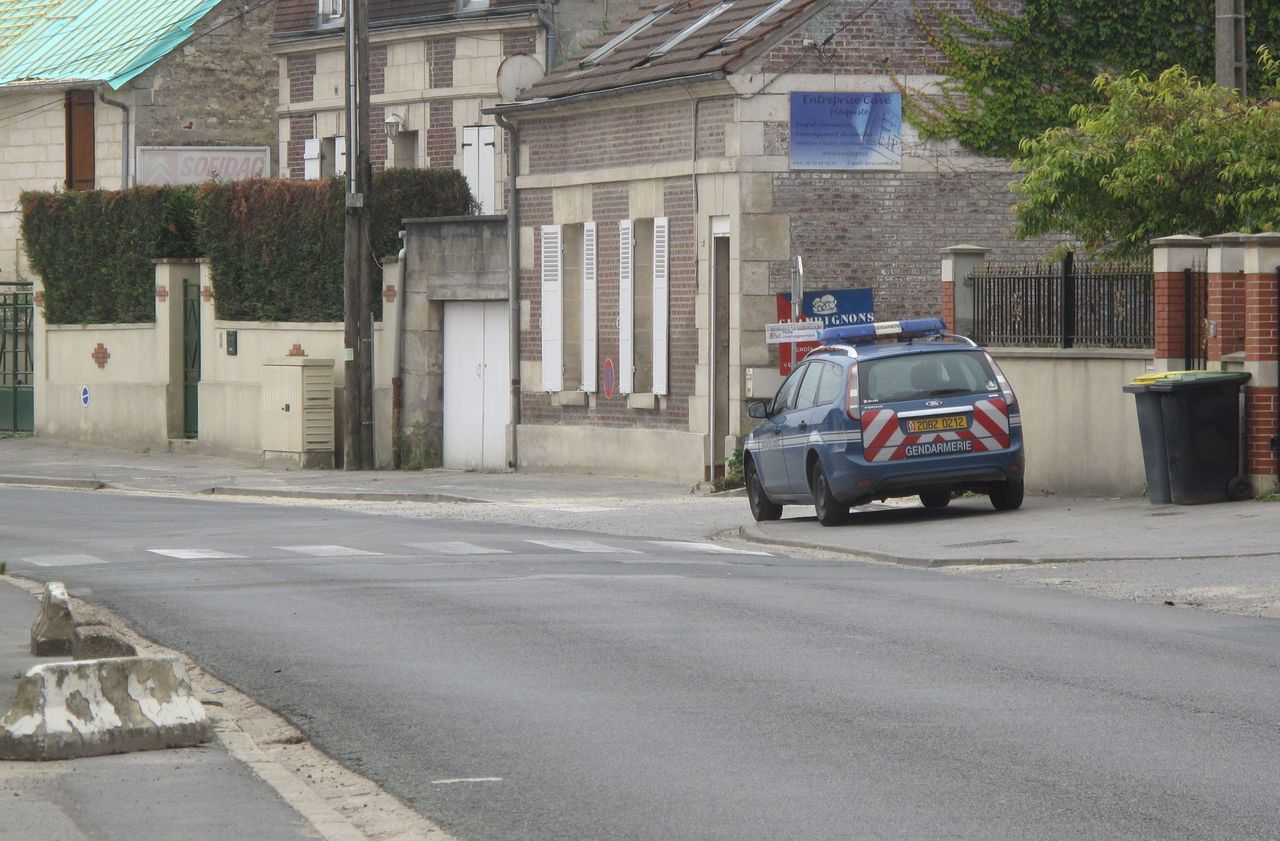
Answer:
xmin=0 ymin=0 xmax=222 ymax=90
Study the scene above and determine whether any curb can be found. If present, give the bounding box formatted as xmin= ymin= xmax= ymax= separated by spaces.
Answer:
xmin=207 ymin=486 xmax=484 ymax=504
xmin=0 ymin=475 xmax=105 ymax=490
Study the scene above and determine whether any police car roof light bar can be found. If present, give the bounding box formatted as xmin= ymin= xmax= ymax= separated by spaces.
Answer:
xmin=818 ymin=317 xmax=947 ymax=346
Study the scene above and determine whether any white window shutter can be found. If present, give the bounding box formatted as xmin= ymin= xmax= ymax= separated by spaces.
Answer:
xmin=652 ymin=216 xmax=669 ymax=396
xmin=479 ymin=126 xmax=496 ymax=214
xmin=335 ymin=135 xmax=347 ymax=176
xmin=540 ymin=225 xmax=563 ymax=393
xmin=618 ymin=220 xmax=634 ymax=395
xmin=303 ymin=138 xmax=321 ymax=179
xmin=581 ymin=222 xmax=598 ymax=392
xmin=461 ymin=126 xmax=479 ymax=211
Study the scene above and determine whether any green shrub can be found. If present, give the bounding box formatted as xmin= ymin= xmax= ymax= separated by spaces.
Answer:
xmin=20 ymin=187 xmax=199 ymax=324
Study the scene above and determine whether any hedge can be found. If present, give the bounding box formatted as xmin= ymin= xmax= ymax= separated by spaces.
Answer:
xmin=197 ymin=169 xmax=476 ymax=321
xmin=21 ymin=168 xmax=477 ymax=324
xmin=20 ymin=188 xmax=199 ymax=324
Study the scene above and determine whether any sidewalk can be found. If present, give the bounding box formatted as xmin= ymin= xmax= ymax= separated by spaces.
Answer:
xmin=0 ymin=582 xmax=325 ymax=841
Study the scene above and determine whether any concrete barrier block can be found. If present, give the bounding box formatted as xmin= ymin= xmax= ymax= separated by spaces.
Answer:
xmin=72 ymin=625 xmax=138 ymax=660
xmin=0 ymin=656 xmax=213 ymax=761
xmin=29 ymin=581 xmax=74 ymax=656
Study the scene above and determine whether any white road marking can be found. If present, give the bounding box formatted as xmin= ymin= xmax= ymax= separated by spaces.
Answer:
xmin=21 ymin=553 xmax=109 ymax=567
xmin=649 ymin=541 xmax=772 ymax=556
xmin=527 ymin=539 xmax=641 ymax=554
xmin=406 ymin=541 xmax=511 ymax=555
xmin=430 ymin=777 xmax=503 ymax=785
xmin=276 ymin=545 xmax=384 ymax=557
xmin=147 ymin=549 xmax=244 ymax=560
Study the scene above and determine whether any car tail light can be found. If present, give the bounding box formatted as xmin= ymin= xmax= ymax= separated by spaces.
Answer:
xmin=844 ymin=363 xmax=860 ymax=422
xmin=984 ymin=352 xmax=1016 ymax=407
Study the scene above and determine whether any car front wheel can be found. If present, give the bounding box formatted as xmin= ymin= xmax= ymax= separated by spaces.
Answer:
xmin=746 ymin=459 xmax=782 ymax=522
xmin=811 ymin=461 xmax=849 ymax=526
xmin=990 ymin=478 xmax=1024 ymax=511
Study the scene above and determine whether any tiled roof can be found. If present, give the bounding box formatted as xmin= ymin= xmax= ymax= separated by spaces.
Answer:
xmin=0 ymin=0 xmax=221 ymax=89
xmin=518 ymin=0 xmax=827 ymax=102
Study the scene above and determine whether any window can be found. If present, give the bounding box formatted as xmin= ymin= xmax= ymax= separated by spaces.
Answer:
xmin=795 ymin=362 xmax=823 ymax=410
xmin=771 ymin=364 xmax=806 ymax=414
xmin=647 ymin=2 xmax=735 ymax=60
xmin=618 ymin=218 xmax=669 ymax=396
xmin=461 ymin=125 xmax=495 ymax=214
xmin=814 ymin=362 xmax=845 ymax=406
xmin=541 ymin=223 xmax=598 ymax=393
xmin=318 ymin=0 xmax=343 ymax=26
xmin=320 ymin=136 xmax=346 ymax=178
xmin=720 ymin=0 xmax=793 ymax=45
xmin=458 ymin=0 xmax=490 ymax=12
xmin=580 ymin=4 xmax=676 ymax=68
xmin=65 ymin=90 xmax=94 ymax=191
xmin=861 ymin=352 xmax=994 ymax=403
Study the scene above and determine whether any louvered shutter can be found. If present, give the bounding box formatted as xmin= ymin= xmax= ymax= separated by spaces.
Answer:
xmin=618 ymin=220 xmax=634 ymax=395
xmin=540 ymin=225 xmax=563 ymax=392
xmin=303 ymin=139 xmax=321 ymax=179
xmin=335 ymin=136 xmax=347 ymax=176
xmin=581 ymin=222 xmax=598 ymax=392
xmin=652 ymin=216 xmax=669 ymax=396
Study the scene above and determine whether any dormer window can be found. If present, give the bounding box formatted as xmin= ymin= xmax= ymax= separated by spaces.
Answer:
xmin=318 ymin=0 xmax=343 ymax=28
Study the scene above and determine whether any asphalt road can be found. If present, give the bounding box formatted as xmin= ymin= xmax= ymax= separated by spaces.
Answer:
xmin=6 ymin=487 xmax=1280 ymax=840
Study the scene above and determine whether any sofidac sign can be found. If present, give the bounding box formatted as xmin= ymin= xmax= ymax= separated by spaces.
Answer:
xmin=136 ymin=146 xmax=270 ymax=186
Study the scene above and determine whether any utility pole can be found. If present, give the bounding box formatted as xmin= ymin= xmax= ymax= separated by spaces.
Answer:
xmin=1215 ymin=0 xmax=1246 ymax=95
xmin=343 ymin=0 xmax=374 ymax=469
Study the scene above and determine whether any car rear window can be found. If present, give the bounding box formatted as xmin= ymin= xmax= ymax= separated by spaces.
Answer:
xmin=860 ymin=351 xmax=996 ymax=403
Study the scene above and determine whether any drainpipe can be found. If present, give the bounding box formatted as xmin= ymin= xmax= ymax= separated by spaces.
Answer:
xmin=98 ymin=88 xmax=131 ymax=188
xmin=495 ymin=111 xmax=521 ymax=470
xmin=392 ymin=238 xmax=407 ymax=468
xmin=533 ymin=4 xmax=558 ymax=69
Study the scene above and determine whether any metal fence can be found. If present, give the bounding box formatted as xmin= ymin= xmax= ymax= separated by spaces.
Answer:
xmin=969 ymin=253 xmax=1156 ymax=350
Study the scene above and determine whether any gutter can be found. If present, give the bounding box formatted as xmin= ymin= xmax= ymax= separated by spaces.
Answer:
xmin=494 ymin=111 xmax=521 ymax=470
xmin=486 ymin=72 xmax=726 ymax=116
xmin=97 ymin=87 xmax=131 ymax=187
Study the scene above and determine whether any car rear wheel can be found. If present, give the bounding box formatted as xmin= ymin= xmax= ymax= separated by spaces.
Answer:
xmin=810 ymin=462 xmax=849 ymax=526
xmin=746 ymin=459 xmax=782 ymax=522
xmin=919 ymin=489 xmax=951 ymax=509
xmin=990 ymin=478 xmax=1024 ymax=511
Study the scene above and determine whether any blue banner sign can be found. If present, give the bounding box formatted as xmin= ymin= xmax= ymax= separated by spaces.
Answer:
xmin=789 ymin=92 xmax=902 ymax=170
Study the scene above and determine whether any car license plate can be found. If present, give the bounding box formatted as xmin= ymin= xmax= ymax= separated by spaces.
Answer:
xmin=906 ymin=415 xmax=967 ymax=433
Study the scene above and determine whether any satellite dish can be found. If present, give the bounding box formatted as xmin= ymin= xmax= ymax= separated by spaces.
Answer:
xmin=497 ymin=53 xmax=545 ymax=103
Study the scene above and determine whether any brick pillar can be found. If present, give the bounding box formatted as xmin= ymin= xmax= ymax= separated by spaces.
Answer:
xmin=940 ymin=244 xmax=988 ymax=338
xmin=1205 ymin=234 xmax=1248 ymax=364
xmin=1150 ymin=235 xmax=1208 ymax=372
xmin=1242 ymin=233 xmax=1280 ymax=492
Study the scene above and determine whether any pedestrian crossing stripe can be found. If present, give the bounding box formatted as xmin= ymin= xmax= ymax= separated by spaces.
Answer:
xmin=147 ymin=549 xmax=245 ymax=560
xmin=648 ymin=541 xmax=772 ymax=556
xmin=406 ymin=542 xmax=511 ymax=555
xmin=526 ymin=539 xmax=642 ymax=554
xmin=276 ymin=545 xmax=384 ymax=557
xmin=21 ymin=553 xmax=109 ymax=567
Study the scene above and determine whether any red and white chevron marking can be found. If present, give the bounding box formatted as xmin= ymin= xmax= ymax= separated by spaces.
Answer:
xmin=861 ymin=399 xmax=1010 ymax=462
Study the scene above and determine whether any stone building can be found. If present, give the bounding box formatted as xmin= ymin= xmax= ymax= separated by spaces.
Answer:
xmin=0 ymin=0 xmax=279 ymax=279
xmin=491 ymin=0 xmax=1051 ymax=483
xmin=270 ymin=0 xmax=648 ymax=211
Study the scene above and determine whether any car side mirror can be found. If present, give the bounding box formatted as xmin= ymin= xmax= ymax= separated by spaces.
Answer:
xmin=747 ymin=400 xmax=768 ymax=419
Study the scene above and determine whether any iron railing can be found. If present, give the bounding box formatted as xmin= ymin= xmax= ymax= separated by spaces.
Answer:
xmin=969 ymin=253 xmax=1155 ymax=349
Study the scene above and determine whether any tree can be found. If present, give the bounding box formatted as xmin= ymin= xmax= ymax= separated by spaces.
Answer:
xmin=1011 ymin=51 xmax=1280 ymax=256
xmin=903 ymin=0 xmax=1280 ymax=158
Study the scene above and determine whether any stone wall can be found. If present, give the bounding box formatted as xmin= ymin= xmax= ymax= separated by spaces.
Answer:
xmin=131 ymin=1 xmax=279 ymax=163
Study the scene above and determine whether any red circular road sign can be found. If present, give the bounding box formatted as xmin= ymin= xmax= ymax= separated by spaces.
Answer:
xmin=603 ymin=358 xmax=616 ymax=399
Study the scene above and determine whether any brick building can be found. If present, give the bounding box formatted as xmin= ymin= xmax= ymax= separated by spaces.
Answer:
xmin=271 ymin=0 xmax=647 ymax=211
xmin=492 ymin=0 xmax=1050 ymax=482
xmin=0 ymin=0 xmax=279 ymax=279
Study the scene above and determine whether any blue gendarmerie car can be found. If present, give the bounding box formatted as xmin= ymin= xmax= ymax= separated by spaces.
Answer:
xmin=743 ymin=318 xmax=1025 ymax=526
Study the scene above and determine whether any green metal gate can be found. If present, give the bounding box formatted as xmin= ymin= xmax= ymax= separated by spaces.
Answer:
xmin=0 ymin=281 xmax=33 ymax=433
xmin=183 ymin=280 xmax=200 ymax=438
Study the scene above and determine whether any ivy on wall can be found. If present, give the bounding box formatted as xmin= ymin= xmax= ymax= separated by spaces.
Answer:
xmin=901 ymin=0 xmax=1280 ymax=157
